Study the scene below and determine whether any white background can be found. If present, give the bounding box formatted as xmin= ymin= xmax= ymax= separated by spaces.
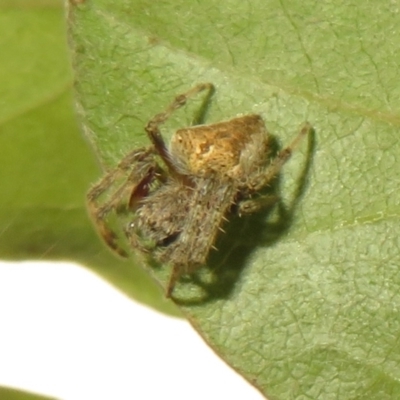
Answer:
xmin=0 ymin=261 xmax=264 ymax=400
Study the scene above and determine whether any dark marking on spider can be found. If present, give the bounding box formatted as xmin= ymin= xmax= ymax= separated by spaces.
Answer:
xmin=87 ymin=83 xmax=312 ymax=297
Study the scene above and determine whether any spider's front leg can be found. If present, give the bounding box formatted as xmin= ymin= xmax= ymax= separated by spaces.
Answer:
xmin=87 ymin=147 xmax=157 ymax=257
xmin=166 ymin=264 xmax=183 ymax=298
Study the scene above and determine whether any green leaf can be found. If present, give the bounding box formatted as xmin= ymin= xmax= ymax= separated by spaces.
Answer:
xmin=0 ymin=386 xmax=56 ymax=400
xmin=0 ymin=3 xmax=178 ymax=315
xmin=68 ymin=0 xmax=400 ymax=399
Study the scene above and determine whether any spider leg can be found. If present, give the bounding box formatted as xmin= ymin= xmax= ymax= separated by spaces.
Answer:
xmin=145 ymin=83 xmax=214 ymax=177
xmin=237 ymin=194 xmax=279 ymax=216
xmin=87 ymin=147 xmax=154 ymax=200
xmin=249 ymin=122 xmax=312 ymax=191
xmin=166 ymin=264 xmax=181 ymax=298
xmin=165 ymin=262 xmax=196 ymax=298
xmin=87 ymin=147 xmax=156 ymax=256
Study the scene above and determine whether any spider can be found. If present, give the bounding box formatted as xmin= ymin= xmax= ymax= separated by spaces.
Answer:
xmin=87 ymin=83 xmax=312 ymax=297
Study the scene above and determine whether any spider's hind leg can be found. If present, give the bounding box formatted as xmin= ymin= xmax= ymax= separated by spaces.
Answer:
xmin=249 ymin=122 xmax=313 ymax=191
xmin=145 ymin=83 xmax=214 ymax=176
xmin=237 ymin=194 xmax=279 ymax=216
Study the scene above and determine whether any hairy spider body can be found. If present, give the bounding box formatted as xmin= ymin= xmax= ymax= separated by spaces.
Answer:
xmin=130 ymin=176 xmax=235 ymax=267
xmin=87 ymin=83 xmax=311 ymax=297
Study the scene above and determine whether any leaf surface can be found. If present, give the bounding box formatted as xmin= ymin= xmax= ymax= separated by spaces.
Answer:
xmin=67 ymin=0 xmax=400 ymax=398
xmin=0 ymin=3 xmax=178 ymax=315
